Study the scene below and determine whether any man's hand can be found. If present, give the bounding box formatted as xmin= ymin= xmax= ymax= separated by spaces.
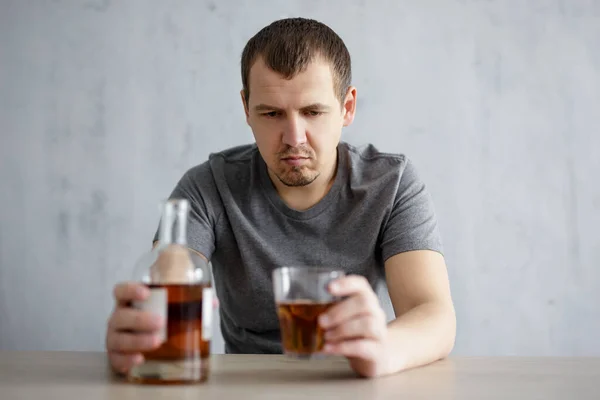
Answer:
xmin=105 ymin=282 xmax=165 ymax=374
xmin=319 ymin=275 xmax=391 ymax=378
xmin=318 ymin=251 xmax=456 ymax=378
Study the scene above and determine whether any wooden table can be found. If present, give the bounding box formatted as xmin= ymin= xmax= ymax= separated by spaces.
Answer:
xmin=1 ymin=352 xmax=598 ymax=399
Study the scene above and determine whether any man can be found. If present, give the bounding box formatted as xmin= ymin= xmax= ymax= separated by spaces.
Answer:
xmin=106 ymin=17 xmax=456 ymax=378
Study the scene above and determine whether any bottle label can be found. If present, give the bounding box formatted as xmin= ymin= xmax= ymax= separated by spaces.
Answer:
xmin=202 ymin=287 xmax=213 ymax=341
xmin=133 ymin=287 xmax=167 ymax=344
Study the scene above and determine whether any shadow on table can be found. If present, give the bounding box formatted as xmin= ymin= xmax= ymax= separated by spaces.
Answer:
xmin=213 ymin=367 xmax=360 ymax=385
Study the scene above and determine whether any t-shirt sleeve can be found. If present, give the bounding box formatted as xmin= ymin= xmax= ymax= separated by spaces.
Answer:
xmin=152 ymin=163 xmax=221 ymax=260
xmin=380 ymin=157 xmax=444 ymax=262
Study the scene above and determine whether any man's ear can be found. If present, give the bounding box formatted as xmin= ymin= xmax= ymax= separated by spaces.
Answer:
xmin=240 ymin=89 xmax=250 ymax=125
xmin=342 ymin=86 xmax=357 ymax=127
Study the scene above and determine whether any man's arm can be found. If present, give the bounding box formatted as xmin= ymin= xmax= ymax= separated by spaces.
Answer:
xmin=383 ymin=249 xmax=456 ymax=373
xmin=318 ymin=157 xmax=453 ymax=377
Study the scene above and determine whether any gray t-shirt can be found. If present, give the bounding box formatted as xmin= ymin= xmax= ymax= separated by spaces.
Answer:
xmin=155 ymin=141 xmax=443 ymax=354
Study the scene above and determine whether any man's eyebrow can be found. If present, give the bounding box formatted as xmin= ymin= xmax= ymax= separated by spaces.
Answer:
xmin=254 ymin=104 xmax=283 ymax=112
xmin=302 ymin=103 xmax=331 ymax=111
xmin=253 ymin=103 xmax=332 ymax=112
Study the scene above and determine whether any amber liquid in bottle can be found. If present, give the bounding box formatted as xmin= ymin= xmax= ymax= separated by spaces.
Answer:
xmin=128 ymin=283 xmax=212 ymax=384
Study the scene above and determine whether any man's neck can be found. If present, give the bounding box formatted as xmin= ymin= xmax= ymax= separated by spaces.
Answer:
xmin=269 ymin=154 xmax=338 ymax=212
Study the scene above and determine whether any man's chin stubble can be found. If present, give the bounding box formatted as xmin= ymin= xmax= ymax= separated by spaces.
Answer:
xmin=276 ymin=169 xmax=320 ymax=187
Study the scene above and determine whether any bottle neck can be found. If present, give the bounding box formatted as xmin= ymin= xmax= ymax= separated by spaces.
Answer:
xmin=158 ymin=199 xmax=189 ymax=246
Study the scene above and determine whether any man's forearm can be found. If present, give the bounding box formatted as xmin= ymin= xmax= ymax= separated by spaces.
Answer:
xmin=384 ymin=301 xmax=456 ymax=374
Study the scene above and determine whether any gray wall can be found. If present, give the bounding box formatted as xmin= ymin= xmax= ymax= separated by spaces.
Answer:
xmin=1 ymin=0 xmax=599 ymax=356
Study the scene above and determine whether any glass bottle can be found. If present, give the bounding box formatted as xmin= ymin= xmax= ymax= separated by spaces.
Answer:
xmin=128 ymin=198 xmax=213 ymax=384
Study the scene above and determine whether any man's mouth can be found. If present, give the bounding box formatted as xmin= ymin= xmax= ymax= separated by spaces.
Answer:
xmin=281 ymin=156 xmax=310 ymax=165
xmin=282 ymin=156 xmax=309 ymax=160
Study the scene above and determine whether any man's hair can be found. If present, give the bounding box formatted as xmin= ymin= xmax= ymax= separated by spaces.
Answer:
xmin=241 ymin=18 xmax=352 ymax=106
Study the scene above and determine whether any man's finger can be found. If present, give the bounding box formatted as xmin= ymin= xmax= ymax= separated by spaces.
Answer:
xmin=110 ymin=352 xmax=144 ymax=374
xmin=322 ymin=338 xmax=378 ymax=360
xmin=107 ymin=332 xmax=161 ymax=353
xmin=319 ymin=293 xmax=381 ymax=329
xmin=113 ymin=282 xmax=149 ymax=304
xmin=328 ymin=275 xmax=373 ymax=297
xmin=108 ymin=308 xmax=164 ymax=332
xmin=109 ymin=352 xmax=144 ymax=374
xmin=324 ymin=315 xmax=383 ymax=342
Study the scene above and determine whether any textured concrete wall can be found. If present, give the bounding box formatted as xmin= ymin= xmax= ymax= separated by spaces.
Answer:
xmin=1 ymin=0 xmax=599 ymax=356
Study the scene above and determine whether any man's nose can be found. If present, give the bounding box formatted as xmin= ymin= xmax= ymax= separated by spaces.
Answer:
xmin=282 ymin=115 xmax=307 ymax=147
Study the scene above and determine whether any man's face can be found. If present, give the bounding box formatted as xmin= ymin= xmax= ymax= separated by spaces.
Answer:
xmin=242 ymin=57 xmax=355 ymax=187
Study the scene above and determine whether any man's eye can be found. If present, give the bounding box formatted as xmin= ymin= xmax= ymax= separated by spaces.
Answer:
xmin=306 ymin=110 xmax=322 ymax=117
xmin=262 ymin=111 xmax=279 ymax=118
